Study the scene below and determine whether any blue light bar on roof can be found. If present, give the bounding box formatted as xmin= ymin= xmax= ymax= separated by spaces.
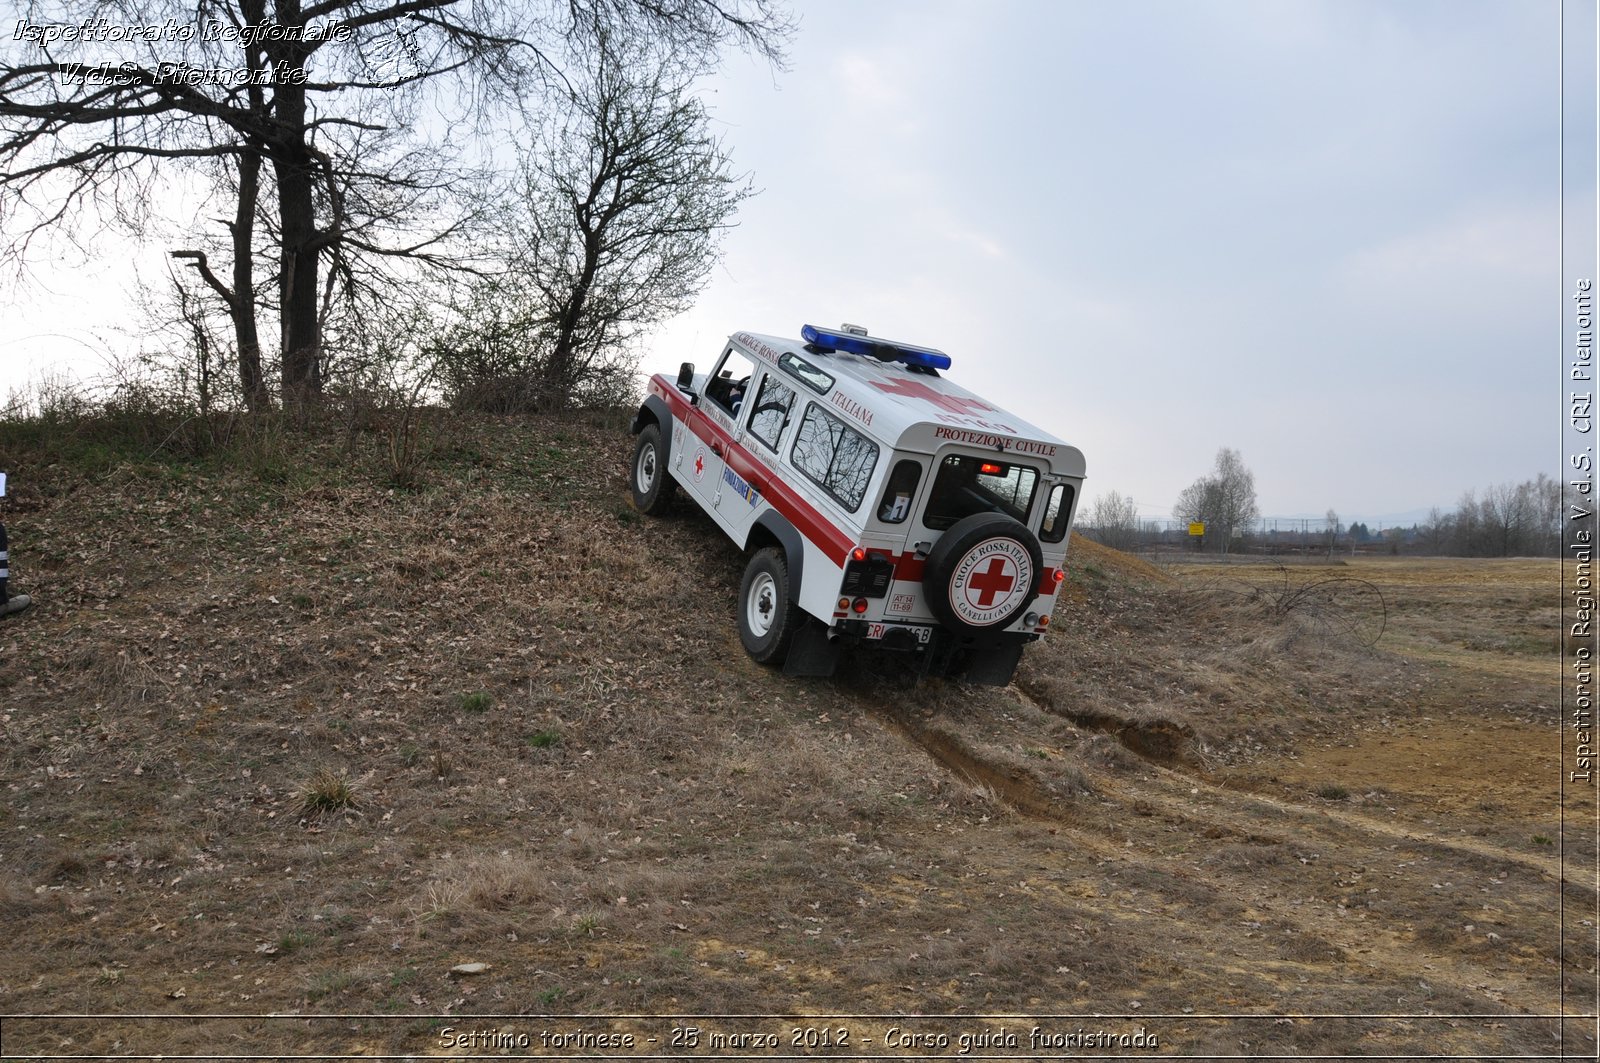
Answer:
xmin=801 ymin=323 xmax=953 ymax=371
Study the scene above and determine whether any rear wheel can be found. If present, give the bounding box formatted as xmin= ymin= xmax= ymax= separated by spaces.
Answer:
xmin=738 ymin=546 xmax=801 ymax=665
xmin=631 ymin=423 xmax=675 ymax=515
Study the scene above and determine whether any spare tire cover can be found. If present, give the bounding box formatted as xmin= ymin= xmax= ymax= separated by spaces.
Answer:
xmin=922 ymin=513 xmax=1043 ymax=633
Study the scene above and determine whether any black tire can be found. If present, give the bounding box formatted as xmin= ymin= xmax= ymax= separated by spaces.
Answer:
xmin=631 ymin=423 xmax=675 ymax=515
xmin=737 ymin=546 xmax=801 ymax=665
xmin=922 ymin=513 xmax=1043 ymax=633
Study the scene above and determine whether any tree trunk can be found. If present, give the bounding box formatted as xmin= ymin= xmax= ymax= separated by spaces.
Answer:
xmin=548 ymin=227 xmax=602 ymax=409
xmin=233 ymin=147 xmax=267 ymax=412
xmin=272 ymin=2 xmax=321 ymax=407
xmin=233 ymin=0 xmax=269 ymax=413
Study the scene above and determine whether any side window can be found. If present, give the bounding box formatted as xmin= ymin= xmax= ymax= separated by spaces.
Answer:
xmin=876 ymin=459 xmax=923 ymax=524
xmin=705 ymin=348 xmax=756 ymax=415
xmin=789 ymin=403 xmax=880 ymax=512
xmin=1041 ymin=483 xmax=1076 ymax=543
xmin=746 ymin=373 xmax=796 ymax=452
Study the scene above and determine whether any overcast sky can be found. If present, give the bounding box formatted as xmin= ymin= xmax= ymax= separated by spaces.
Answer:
xmin=1 ymin=1 xmax=1577 ymax=524
xmin=646 ymin=0 xmax=1565 ymax=524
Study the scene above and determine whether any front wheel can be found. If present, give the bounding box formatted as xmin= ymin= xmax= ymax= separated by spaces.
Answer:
xmin=631 ymin=423 xmax=675 ymax=515
xmin=737 ymin=546 xmax=801 ymax=665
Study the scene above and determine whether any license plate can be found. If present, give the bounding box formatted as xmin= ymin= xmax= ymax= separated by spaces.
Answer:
xmin=866 ymin=623 xmax=931 ymax=643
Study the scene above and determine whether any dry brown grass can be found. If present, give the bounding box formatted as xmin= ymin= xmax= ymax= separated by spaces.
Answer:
xmin=1180 ymin=556 xmax=1559 ymax=684
xmin=0 ymin=416 xmax=1583 ymax=1059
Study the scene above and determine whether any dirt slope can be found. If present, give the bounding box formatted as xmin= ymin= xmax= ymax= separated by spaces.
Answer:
xmin=0 ymin=416 xmax=1590 ymax=1059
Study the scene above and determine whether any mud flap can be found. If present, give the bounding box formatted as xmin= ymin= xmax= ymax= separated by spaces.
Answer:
xmin=783 ymin=620 xmax=841 ymax=677
xmin=961 ymin=640 xmax=1024 ymax=686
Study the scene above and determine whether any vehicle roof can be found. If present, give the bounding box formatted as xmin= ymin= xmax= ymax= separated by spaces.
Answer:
xmin=731 ymin=328 xmax=1087 ymax=479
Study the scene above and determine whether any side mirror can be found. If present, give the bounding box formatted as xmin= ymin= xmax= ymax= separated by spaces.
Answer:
xmin=676 ymin=362 xmax=695 ymax=390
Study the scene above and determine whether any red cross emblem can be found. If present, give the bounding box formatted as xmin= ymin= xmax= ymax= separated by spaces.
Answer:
xmin=967 ymin=557 xmax=1016 ymax=607
xmin=869 ymin=377 xmax=995 ymax=416
xmin=693 ymin=450 xmax=705 ymax=478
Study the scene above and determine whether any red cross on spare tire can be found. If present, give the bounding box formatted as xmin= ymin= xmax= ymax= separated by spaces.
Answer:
xmin=922 ymin=513 xmax=1044 ymax=633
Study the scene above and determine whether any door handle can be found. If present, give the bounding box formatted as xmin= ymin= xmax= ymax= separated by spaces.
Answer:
xmin=711 ymin=441 xmax=723 ymax=457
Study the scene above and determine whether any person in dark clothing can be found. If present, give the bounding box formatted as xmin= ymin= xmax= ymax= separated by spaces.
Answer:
xmin=1 ymin=472 xmax=32 ymax=617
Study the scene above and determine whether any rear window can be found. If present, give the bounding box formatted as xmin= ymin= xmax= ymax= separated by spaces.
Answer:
xmin=789 ymin=403 xmax=879 ymax=512
xmin=923 ymin=455 xmax=1039 ymax=530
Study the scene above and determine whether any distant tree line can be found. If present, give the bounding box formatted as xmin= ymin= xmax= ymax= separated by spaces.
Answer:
xmin=1079 ymin=452 xmax=1568 ymax=558
xmin=1413 ymin=474 xmax=1564 ymax=557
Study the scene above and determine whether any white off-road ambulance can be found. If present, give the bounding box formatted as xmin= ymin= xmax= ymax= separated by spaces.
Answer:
xmin=628 ymin=324 xmax=1085 ymax=685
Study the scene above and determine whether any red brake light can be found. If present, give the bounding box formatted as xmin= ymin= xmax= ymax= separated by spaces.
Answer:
xmin=979 ymin=462 xmax=1004 ymax=476
xmin=851 ymin=546 xmax=867 ymax=562
xmin=851 ymin=597 xmax=869 ymax=613
xmin=1052 ymin=569 xmax=1066 ymax=584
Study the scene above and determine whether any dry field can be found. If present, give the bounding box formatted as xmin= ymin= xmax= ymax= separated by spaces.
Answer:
xmin=0 ymin=416 xmax=1592 ymax=1060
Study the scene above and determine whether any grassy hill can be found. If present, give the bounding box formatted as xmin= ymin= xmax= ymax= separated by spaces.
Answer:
xmin=0 ymin=413 xmax=1583 ymax=1057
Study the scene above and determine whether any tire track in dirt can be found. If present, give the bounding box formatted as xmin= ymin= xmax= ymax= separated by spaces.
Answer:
xmin=873 ymin=678 xmax=1572 ymax=895
xmin=868 ymin=700 xmax=1071 ymax=819
xmin=1099 ymin=761 xmax=1574 ymax=886
xmin=1012 ymin=680 xmax=1197 ymax=764
xmin=1011 ymin=679 xmax=1577 ymax=887
xmin=862 ymin=683 xmax=1571 ymax=1022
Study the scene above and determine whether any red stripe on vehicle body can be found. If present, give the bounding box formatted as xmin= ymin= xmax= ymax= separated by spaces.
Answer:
xmin=879 ymin=557 xmax=1061 ymax=594
xmin=653 ymin=377 xmax=856 ymax=565
xmin=891 ymin=555 xmax=926 ymax=581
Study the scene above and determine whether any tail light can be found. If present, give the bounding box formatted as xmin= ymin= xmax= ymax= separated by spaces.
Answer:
xmin=841 ymin=549 xmax=894 ymax=599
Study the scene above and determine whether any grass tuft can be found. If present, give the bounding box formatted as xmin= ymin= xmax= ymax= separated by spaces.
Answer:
xmin=300 ymin=769 xmax=357 ymax=819
xmin=456 ymin=691 xmax=493 ymax=714
xmin=527 ymin=729 xmax=562 ymax=749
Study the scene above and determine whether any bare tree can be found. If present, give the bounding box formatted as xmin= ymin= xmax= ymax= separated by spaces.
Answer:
xmin=1479 ymin=481 xmax=1535 ymax=557
xmin=1089 ymin=490 xmax=1140 ymax=552
xmin=1450 ymin=489 xmax=1485 ymax=555
xmin=2 ymin=0 xmax=789 ymax=407
xmin=170 ymin=150 xmax=268 ymax=410
xmin=1419 ymin=506 xmax=1453 ymax=555
xmin=430 ymin=32 xmax=754 ymax=411
xmin=519 ymin=33 xmax=752 ymax=408
xmin=1174 ymin=447 xmax=1259 ymax=553
xmin=1323 ymin=508 xmax=1340 ymax=557
xmin=1534 ymin=472 xmax=1563 ymax=555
